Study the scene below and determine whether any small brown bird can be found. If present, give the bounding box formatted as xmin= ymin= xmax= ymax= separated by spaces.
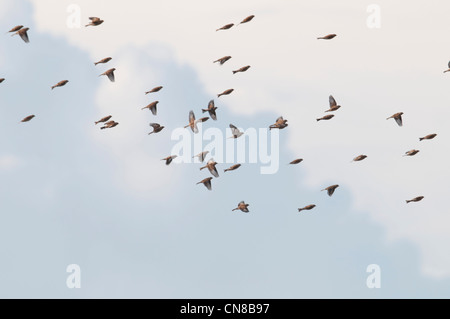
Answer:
xmin=269 ymin=116 xmax=288 ymax=130
xmin=444 ymin=61 xmax=450 ymax=73
xmin=216 ymin=23 xmax=234 ymax=31
xmin=184 ymin=110 xmax=199 ymax=133
xmin=229 ymin=124 xmax=244 ymax=139
xmin=94 ymin=57 xmax=112 ymax=65
xmin=214 ymin=56 xmax=232 ymax=65
xmin=51 ymin=80 xmax=69 ymax=90
xmin=21 ymin=115 xmax=35 ymax=123
xmin=224 ymin=164 xmax=241 ymax=172
xmin=202 ymin=100 xmax=218 ymax=121
xmin=403 ymin=149 xmax=420 ymax=157
xmin=317 ymin=114 xmax=334 ymax=122
xmin=141 ymin=101 xmax=159 ymax=115
xmin=238 ymin=15 xmax=255 ymax=25
xmin=197 ymin=177 xmax=213 ymax=191
xmin=145 ymin=86 xmax=163 ymax=94
xmin=325 ymin=95 xmax=341 ymax=112
xmin=193 ymin=151 xmax=209 ymax=163
xmin=289 ymin=159 xmax=303 ymax=165
xmin=232 ymin=201 xmax=249 ymax=213
xmin=387 ymin=112 xmax=403 ymax=127
xmin=352 ymin=155 xmax=367 ymax=162
xmin=148 ymin=123 xmax=164 ymax=134
xmin=200 ymin=159 xmax=219 ymax=178
xmin=95 ymin=115 xmax=112 ymax=125
xmin=322 ymin=184 xmax=339 ymax=197
xmin=99 ymin=68 xmax=116 ymax=82
xmin=406 ymin=196 xmax=424 ymax=204
xmin=218 ymin=88 xmax=234 ymax=98
xmin=419 ymin=133 xmax=437 ymax=141
xmin=317 ymin=34 xmax=336 ymax=40
xmin=12 ymin=27 xmax=30 ymax=43
xmin=232 ymin=65 xmax=251 ymax=74
xmin=0 ymin=78 xmax=5 ymax=83
xmin=161 ymin=155 xmax=178 ymax=166
xmin=86 ymin=17 xmax=104 ymax=27
xmin=101 ymin=121 xmax=119 ymax=129
xmin=7 ymin=25 xmax=23 ymax=33
xmin=298 ymin=204 xmax=316 ymax=212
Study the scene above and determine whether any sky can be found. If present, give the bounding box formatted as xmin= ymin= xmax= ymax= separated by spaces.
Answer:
xmin=0 ymin=0 xmax=450 ymax=298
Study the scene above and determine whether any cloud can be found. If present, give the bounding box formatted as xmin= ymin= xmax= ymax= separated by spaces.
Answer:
xmin=0 ymin=155 xmax=21 ymax=171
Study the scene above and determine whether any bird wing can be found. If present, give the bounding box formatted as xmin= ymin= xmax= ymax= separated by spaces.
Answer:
xmin=327 ymin=188 xmax=335 ymax=196
xmin=150 ymin=104 xmax=157 ymax=115
xmin=210 ymin=109 xmax=217 ymax=121
xmin=276 ymin=116 xmax=284 ymax=124
xmin=448 ymin=61 xmax=450 ymax=68
xmin=20 ymin=30 xmax=29 ymax=43
xmin=107 ymin=71 xmax=115 ymax=82
xmin=329 ymin=95 xmax=337 ymax=107
xmin=395 ymin=115 xmax=403 ymax=126
xmin=149 ymin=123 xmax=160 ymax=129
xmin=204 ymin=179 xmax=212 ymax=190
xmin=229 ymin=124 xmax=240 ymax=135
xmin=208 ymin=100 xmax=215 ymax=110
xmin=189 ymin=110 xmax=195 ymax=123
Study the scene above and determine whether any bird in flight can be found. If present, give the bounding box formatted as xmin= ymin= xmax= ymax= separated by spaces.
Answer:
xmin=352 ymin=155 xmax=367 ymax=162
xmin=444 ymin=61 xmax=450 ymax=73
xmin=317 ymin=34 xmax=336 ymax=40
xmin=101 ymin=121 xmax=119 ymax=129
xmin=12 ymin=27 xmax=30 ymax=43
xmin=224 ymin=164 xmax=241 ymax=172
xmin=21 ymin=115 xmax=35 ymax=123
xmin=95 ymin=115 xmax=112 ymax=125
xmin=238 ymin=15 xmax=255 ymax=25
xmin=148 ymin=123 xmax=164 ymax=134
xmin=99 ymin=68 xmax=116 ymax=82
xmin=232 ymin=201 xmax=250 ymax=213
xmin=387 ymin=112 xmax=403 ymax=127
xmin=202 ymin=100 xmax=218 ymax=121
xmin=86 ymin=17 xmax=104 ymax=27
xmin=141 ymin=101 xmax=159 ymax=115
xmin=403 ymin=149 xmax=420 ymax=157
xmin=184 ymin=110 xmax=201 ymax=133
xmin=419 ymin=133 xmax=437 ymax=141
xmin=193 ymin=151 xmax=209 ymax=163
xmin=94 ymin=57 xmax=112 ymax=65
xmin=200 ymin=159 xmax=219 ymax=178
xmin=7 ymin=25 xmax=23 ymax=34
xmin=322 ymin=184 xmax=339 ymax=197
xmin=298 ymin=204 xmax=316 ymax=212
xmin=216 ymin=23 xmax=234 ymax=31
xmin=232 ymin=65 xmax=251 ymax=74
xmin=214 ymin=56 xmax=232 ymax=65
xmin=229 ymin=124 xmax=244 ymax=139
xmin=145 ymin=86 xmax=163 ymax=94
xmin=218 ymin=88 xmax=234 ymax=98
xmin=406 ymin=196 xmax=424 ymax=204
xmin=51 ymin=80 xmax=69 ymax=90
xmin=317 ymin=114 xmax=334 ymax=122
xmin=161 ymin=155 xmax=178 ymax=166
xmin=269 ymin=116 xmax=288 ymax=130
xmin=197 ymin=177 xmax=213 ymax=191
xmin=325 ymin=95 xmax=341 ymax=112
xmin=289 ymin=159 xmax=303 ymax=165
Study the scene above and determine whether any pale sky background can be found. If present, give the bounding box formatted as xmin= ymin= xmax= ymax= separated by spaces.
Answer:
xmin=0 ymin=0 xmax=450 ymax=298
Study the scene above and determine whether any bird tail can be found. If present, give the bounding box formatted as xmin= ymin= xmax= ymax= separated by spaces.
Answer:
xmin=217 ymin=94 xmax=221 ymax=97
xmin=298 ymin=208 xmax=304 ymax=212
xmin=232 ymin=208 xmax=238 ymax=211
xmin=148 ymin=132 xmax=153 ymax=135
xmin=317 ymin=37 xmax=322 ymax=39
xmin=444 ymin=70 xmax=450 ymax=73
xmin=95 ymin=121 xmax=99 ymax=125
xmin=316 ymin=119 xmax=321 ymax=122
xmin=184 ymin=124 xmax=190 ymax=129
xmin=141 ymin=107 xmax=148 ymax=110
xmin=201 ymin=109 xmax=208 ymax=113
xmin=100 ymin=127 xmax=106 ymax=130
xmin=224 ymin=169 xmax=229 ymax=172
xmin=94 ymin=62 xmax=99 ymax=65
xmin=406 ymin=200 xmax=410 ymax=204
xmin=419 ymin=137 xmax=424 ymax=141
xmin=85 ymin=24 xmax=91 ymax=27
xmin=200 ymin=166 xmax=206 ymax=171
xmin=232 ymin=71 xmax=237 ymax=74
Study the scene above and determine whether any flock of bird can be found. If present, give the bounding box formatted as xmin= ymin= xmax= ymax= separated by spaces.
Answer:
xmin=2 ymin=14 xmax=440 ymax=213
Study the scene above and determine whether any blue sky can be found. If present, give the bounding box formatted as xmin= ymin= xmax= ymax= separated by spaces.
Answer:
xmin=0 ymin=0 xmax=449 ymax=298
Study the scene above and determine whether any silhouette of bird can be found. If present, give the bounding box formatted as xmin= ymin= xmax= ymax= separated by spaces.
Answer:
xmin=232 ymin=201 xmax=249 ymax=213
xmin=216 ymin=23 xmax=234 ymax=31
xmin=238 ymin=15 xmax=255 ymax=25
xmin=145 ymin=86 xmax=163 ymax=94
xmin=161 ymin=155 xmax=177 ymax=166
xmin=200 ymin=159 xmax=219 ymax=178
xmin=21 ymin=115 xmax=35 ymax=123
xmin=95 ymin=115 xmax=112 ymax=125
xmin=197 ymin=177 xmax=213 ymax=191
xmin=141 ymin=101 xmax=159 ymax=115
xmin=232 ymin=65 xmax=251 ymax=74
xmin=12 ymin=27 xmax=29 ymax=43
xmin=7 ymin=25 xmax=23 ymax=34
xmin=184 ymin=110 xmax=199 ymax=133
xmin=224 ymin=164 xmax=241 ymax=172
xmin=352 ymin=155 xmax=367 ymax=162
xmin=289 ymin=159 xmax=303 ymax=165
xmin=403 ymin=149 xmax=420 ymax=157
xmin=322 ymin=184 xmax=339 ymax=197
xmin=101 ymin=121 xmax=119 ymax=129
xmin=419 ymin=133 xmax=437 ymax=141
xmin=148 ymin=123 xmax=164 ymax=134
xmin=406 ymin=196 xmax=424 ymax=204
xmin=269 ymin=116 xmax=288 ymax=130
xmin=202 ymin=100 xmax=218 ymax=121
xmin=317 ymin=34 xmax=336 ymax=40
xmin=387 ymin=112 xmax=403 ymax=127
xmin=444 ymin=61 xmax=450 ymax=73
xmin=325 ymin=95 xmax=341 ymax=112
xmin=51 ymin=80 xmax=69 ymax=90
xmin=193 ymin=151 xmax=209 ymax=163
xmin=298 ymin=204 xmax=316 ymax=212
xmin=229 ymin=124 xmax=244 ymax=139
xmin=99 ymin=68 xmax=116 ymax=82
xmin=86 ymin=17 xmax=104 ymax=27
xmin=317 ymin=114 xmax=334 ymax=122
xmin=214 ymin=56 xmax=232 ymax=65
xmin=218 ymin=88 xmax=234 ymax=98
xmin=0 ymin=78 xmax=5 ymax=84
xmin=94 ymin=57 xmax=112 ymax=65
